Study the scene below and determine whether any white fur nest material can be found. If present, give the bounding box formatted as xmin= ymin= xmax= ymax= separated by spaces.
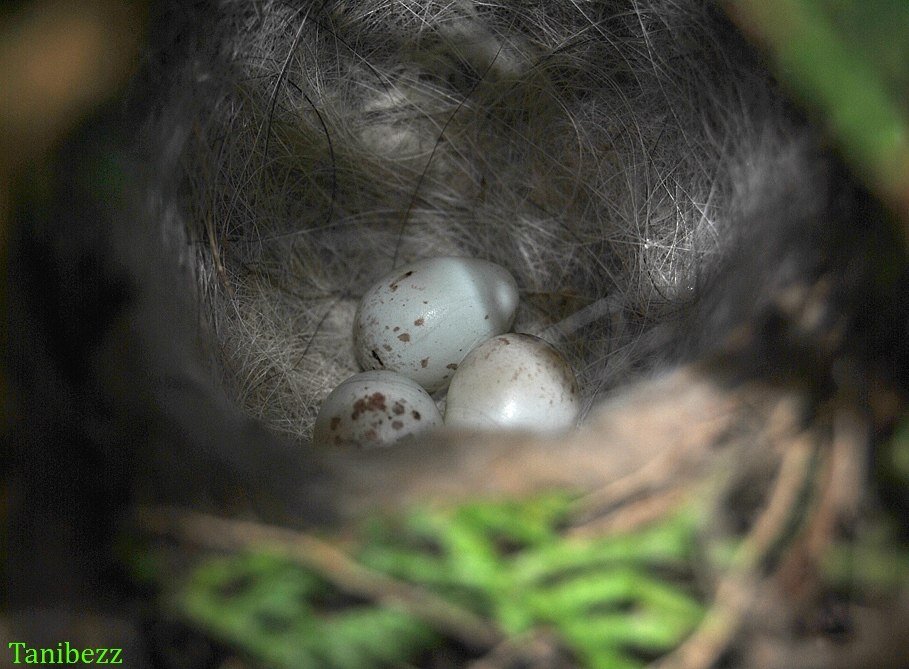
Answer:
xmin=147 ymin=0 xmax=804 ymax=442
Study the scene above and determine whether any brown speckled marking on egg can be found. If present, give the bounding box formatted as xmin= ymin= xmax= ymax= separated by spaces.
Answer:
xmin=483 ymin=338 xmax=507 ymax=360
xmin=420 ymin=358 xmax=429 ymax=368
xmin=398 ymin=333 xmax=410 ymax=342
xmin=351 ymin=392 xmax=386 ymax=420
xmin=315 ymin=371 xmax=443 ymax=447
xmin=388 ymin=270 xmax=415 ymax=292
xmin=414 ymin=318 xmax=424 ymax=326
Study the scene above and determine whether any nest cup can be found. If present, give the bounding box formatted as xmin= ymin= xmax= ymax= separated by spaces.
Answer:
xmin=162 ymin=0 xmax=804 ymax=444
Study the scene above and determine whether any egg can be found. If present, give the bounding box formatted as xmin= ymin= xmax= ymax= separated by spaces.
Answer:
xmin=353 ymin=257 xmax=519 ymax=392
xmin=313 ymin=370 xmax=443 ymax=447
xmin=444 ymin=333 xmax=580 ymax=432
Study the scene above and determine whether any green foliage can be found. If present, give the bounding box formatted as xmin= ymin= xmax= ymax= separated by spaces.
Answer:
xmin=167 ymin=496 xmax=704 ymax=669
xmin=175 ymin=552 xmax=435 ymax=669
xmin=822 ymin=0 xmax=909 ymax=107
xmin=824 ymin=526 xmax=909 ymax=595
xmin=735 ymin=0 xmax=909 ymax=220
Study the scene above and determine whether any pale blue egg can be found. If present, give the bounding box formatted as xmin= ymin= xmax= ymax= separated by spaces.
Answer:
xmin=354 ymin=257 xmax=519 ymax=392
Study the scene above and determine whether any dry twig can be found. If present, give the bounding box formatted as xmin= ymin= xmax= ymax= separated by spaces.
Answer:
xmin=775 ymin=408 xmax=867 ymax=606
xmin=465 ymin=631 xmax=571 ymax=669
xmin=650 ymin=431 xmax=817 ymax=669
xmin=567 ymin=485 xmax=691 ymax=540
xmin=571 ymin=444 xmax=697 ymax=523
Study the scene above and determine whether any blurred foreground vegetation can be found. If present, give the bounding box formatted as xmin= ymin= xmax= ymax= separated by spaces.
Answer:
xmin=135 ymin=486 xmax=909 ymax=668
xmin=138 ymin=500 xmax=705 ymax=668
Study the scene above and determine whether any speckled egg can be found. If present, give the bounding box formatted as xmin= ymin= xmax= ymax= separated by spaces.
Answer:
xmin=444 ymin=333 xmax=580 ymax=432
xmin=313 ymin=370 xmax=443 ymax=447
xmin=353 ymin=257 xmax=519 ymax=392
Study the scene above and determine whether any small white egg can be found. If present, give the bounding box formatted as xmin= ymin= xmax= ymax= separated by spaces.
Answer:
xmin=313 ymin=370 xmax=442 ymax=447
xmin=444 ymin=333 xmax=580 ymax=432
xmin=354 ymin=257 xmax=519 ymax=392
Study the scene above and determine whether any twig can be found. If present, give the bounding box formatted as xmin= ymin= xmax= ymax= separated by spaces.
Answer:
xmin=567 ymin=485 xmax=690 ymax=540
xmin=808 ymin=409 xmax=866 ymax=551
xmin=775 ymin=408 xmax=866 ymax=604
xmin=466 ymin=630 xmax=568 ymax=669
xmin=650 ymin=431 xmax=817 ymax=669
xmin=570 ymin=444 xmax=694 ymax=524
xmin=137 ymin=506 xmax=504 ymax=651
